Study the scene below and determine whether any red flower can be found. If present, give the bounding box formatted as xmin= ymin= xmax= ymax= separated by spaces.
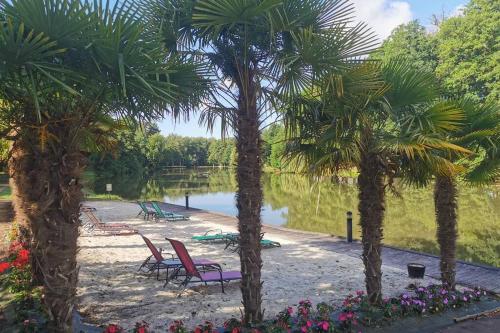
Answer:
xmin=231 ymin=328 xmax=239 ymax=333
xmin=11 ymin=248 xmax=30 ymax=268
xmin=137 ymin=327 xmax=147 ymax=333
xmin=0 ymin=262 xmax=10 ymax=274
xmin=18 ymin=249 xmax=29 ymax=261
xmin=104 ymin=324 xmax=122 ymax=333
xmin=194 ymin=328 xmax=202 ymax=333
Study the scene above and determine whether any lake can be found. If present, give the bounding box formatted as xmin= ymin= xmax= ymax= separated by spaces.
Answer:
xmin=85 ymin=168 xmax=500 ymax=267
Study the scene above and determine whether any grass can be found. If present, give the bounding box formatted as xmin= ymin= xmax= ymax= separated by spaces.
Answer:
xmin=0 ymin=186 xmax=11 ymax=200
xmin=84 ymin=193 xmax=124 ymax=201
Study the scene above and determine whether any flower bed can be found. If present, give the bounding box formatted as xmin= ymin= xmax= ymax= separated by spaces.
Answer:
xmin=102 ymin=284 xmax=488 ymax=333
xmin=0 ymin=241 xmax=47 ymax=332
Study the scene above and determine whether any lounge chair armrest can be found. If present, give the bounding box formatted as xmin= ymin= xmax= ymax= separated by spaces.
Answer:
xmin=160 ymin=250 xmax=176 ymax=260
xmin=204 ymin=229 xmax=223 ymax=236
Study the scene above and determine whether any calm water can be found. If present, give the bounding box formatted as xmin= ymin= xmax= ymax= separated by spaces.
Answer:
xmin=85 ymin=168 xmax=500 ymax=267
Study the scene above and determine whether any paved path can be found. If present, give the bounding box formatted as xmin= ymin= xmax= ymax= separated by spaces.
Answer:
xmin=159 ymin=202 xmax=500 ymax=294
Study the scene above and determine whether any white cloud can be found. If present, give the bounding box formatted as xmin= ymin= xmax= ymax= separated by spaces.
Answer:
xmin=350 ymin=0 xmax=413 ymax=42
xmin=450 ymin=4 xmax=466 ymax=17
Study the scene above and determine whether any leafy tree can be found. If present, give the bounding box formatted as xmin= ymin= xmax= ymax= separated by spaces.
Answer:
xmin=285 ymin=60 xmax=467 ymax=303
xmin=0 ymin=0 xmax=204 ymax=331
xmin=435 ymin=0 xmax=500 ymax=103
xmin=373 ymin=20 xmax=438 ymax=73
xmin=144 ymin=0 xmax=377 ymax=323
xmin=262 ymin=123 xmax=286 ymax=168
xmin=208 ymin=139 xmax=235 ymax=166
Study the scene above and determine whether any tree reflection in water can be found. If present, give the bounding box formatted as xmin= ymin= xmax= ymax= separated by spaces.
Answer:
xmin=86 ymin=168 xmax=499 ymax=267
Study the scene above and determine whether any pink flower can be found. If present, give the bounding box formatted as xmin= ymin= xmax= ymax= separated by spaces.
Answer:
xmin=339 ymin=313 xmax=347 ymax=322
xmin=321 ymin=321 xmax=329 ymax=331
xmin=346 ymin=312 xmax=354 ymax=319
xmin=301 ymin=326 xmax=307 ymax=333
xmin=463 ymin=296 xmax=468 ymax=302
xmin=287 ymin=307 xmax=293 ymax=315
xmin=306 ymin=321 xmax=312 ymax=327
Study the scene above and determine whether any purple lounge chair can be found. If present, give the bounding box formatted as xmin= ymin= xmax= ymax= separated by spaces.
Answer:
xmin=166 ymin=238 xmax=242 ymax=293
xmin=139 ymin=235 xmax=218 ymax=282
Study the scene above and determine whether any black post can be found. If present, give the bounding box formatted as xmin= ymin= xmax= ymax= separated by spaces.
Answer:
xmin=347 ymin=211 xmax=353 ymax=243
xmin=185 ymin=192 xmax=189 ymax=210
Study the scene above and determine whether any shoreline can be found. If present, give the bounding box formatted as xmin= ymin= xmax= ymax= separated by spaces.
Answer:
xmin=77 ymin=200 xmax=442 ymax=330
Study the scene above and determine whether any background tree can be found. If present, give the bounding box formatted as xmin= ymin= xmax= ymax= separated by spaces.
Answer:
xmin=372 ymin=20 xmax=438 ymax=73
xmin=435 ymin=0 xmax=499 ymax=103
xmin=285 ymin=60 xmax=467 ymax=303
xmin=144 ymin=0 xmax=377 ymax=323
xmin=0 ymin=0 xmax=205 ymax=331
xmin=262 ymin=124 xmax=286 ymax=169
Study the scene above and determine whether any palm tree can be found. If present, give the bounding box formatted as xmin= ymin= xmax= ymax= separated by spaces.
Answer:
xmin=0 ymin=1 xmax=205 ymax=331
xmin=402 ymin=99 xmax=499 ymax=288
xmin=143 ymin=0 xmax=377 ymax=323
xmin=284 ymin=60 xmax=468 ymax=304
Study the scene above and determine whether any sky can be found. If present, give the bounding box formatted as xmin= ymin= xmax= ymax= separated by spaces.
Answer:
xmin=159 ymin=0 xmax=467 ymax=138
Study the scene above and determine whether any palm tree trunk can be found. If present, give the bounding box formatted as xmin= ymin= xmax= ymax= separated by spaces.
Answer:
xmin=235 ymin=66 xmax=263 ymax=325
xmin=358 ymin=135 xmax=385 ymax=304
xmin=9 ymin=126 xmax=85 ymax=332
xmin=434 ymin=175 xmax=458 ymax=289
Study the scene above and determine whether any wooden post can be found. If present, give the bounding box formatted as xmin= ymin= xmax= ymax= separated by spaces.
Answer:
xmin=185 ymin=192 xmax=189 ymax=210
xmin=347 ymin=211 xmax=353 ymax=242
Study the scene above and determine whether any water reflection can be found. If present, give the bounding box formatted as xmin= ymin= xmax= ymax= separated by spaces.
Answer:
xmin=86 ymin=168 xmax=500 ymax=266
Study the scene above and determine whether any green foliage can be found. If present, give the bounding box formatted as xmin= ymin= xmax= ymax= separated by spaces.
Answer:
xmin=376 ymin=2 xmax=499 ymax=105
xmin=262 ymin=124 xmax=286 ymax=169
xmin=372 ymin=20 xmax=438 ymax=73
xmin=0 ymin=138 xmax=8 ymax=171
xmin=207 ymin=139 xmax=235 ymax=166
xmin=435 ymin=0 xmax=500 ymax=103
xmin=0 ymin=0 xmax=207 ymax=150
xmin=89 ymin=121 xmax=238 ymax=177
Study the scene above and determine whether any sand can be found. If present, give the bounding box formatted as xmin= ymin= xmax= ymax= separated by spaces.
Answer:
xmin=77 ymin=200 xmax=438 ymax=330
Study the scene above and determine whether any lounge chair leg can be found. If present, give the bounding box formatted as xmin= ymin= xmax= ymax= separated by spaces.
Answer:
xmin=139 ymin=255 xmax=155 ymax=273
xmin=221 ymin=280 xmax=225 ymax=293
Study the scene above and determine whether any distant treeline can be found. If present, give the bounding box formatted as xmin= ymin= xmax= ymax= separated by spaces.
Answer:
xmin=90 ymin=123 xmax=287 ymax=176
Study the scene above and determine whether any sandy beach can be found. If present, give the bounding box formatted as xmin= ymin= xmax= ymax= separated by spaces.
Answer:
xmin=77 ymin=200 xmax=438 ymax=331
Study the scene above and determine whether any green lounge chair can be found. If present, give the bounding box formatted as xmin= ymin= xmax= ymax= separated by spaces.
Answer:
xmin=150 ymin=201 xmax=188 ymax=222
xmin=137 ymin=201 xmax=156 ymax=220
xmin=224 ymin=233 xmax=281 ymax=252
xmin=191 ymin=230 xmax=239 ymax=243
